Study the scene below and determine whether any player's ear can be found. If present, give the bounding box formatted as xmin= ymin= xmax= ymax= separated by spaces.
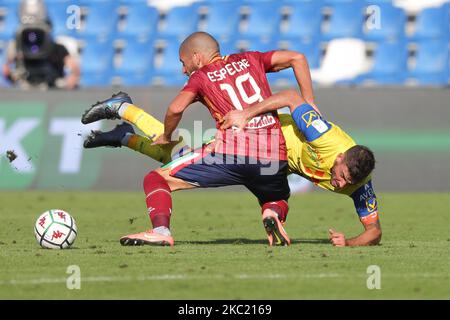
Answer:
xmin=193 ymin=52 xmax=202 ymax=67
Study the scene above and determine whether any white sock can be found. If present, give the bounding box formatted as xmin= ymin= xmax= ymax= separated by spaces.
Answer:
xmin=153 ymin=226 xmax=171 ymax=237
xmin=118 ymin=102 xmax=130 ymax=118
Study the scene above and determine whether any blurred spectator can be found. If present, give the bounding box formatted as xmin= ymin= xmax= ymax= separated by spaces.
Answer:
xmin=2 ymin=0 xmax=79 ymax=89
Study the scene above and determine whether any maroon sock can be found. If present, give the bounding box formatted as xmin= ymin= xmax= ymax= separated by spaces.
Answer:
xmin=262 ymin=200 xmax=289 ymax=223
xmin=143 ymin=171 xmax=172 ymax=228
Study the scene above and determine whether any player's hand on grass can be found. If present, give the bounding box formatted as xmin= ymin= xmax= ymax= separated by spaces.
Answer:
xmin=152 ymin=134 xmax=172 ymax=145
xmin=329 ymin=229 xmax=346 ymax=247
xmin=220 ymin=110 xmax=250 ymax=130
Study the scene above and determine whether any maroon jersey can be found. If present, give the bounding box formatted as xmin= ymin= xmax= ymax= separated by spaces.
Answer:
xmin=182 ymin=51 xmax=287 ymax=161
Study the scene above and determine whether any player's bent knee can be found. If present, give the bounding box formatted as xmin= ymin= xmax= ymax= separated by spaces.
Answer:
xmin=143 ymin=170 xmax=168 ymax=194
xmin=152 ymin=167 xmax=196 ymax=192
xmin=154 ymin=167 xmax=169 ymax=177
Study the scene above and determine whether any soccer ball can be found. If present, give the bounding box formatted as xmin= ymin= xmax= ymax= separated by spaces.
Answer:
xmin=34 ymin=209 xmax=78 ymax=249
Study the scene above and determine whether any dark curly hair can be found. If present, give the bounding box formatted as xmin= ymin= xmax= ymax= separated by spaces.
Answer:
xmin=344 ymin=145 xmax=375 ymax=184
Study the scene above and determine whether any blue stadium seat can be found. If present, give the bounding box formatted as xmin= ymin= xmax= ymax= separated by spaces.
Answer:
xmin=413 ymin=73 xmax=449 ymax=86
xmin=266 ymin=68 xmax=296 ymax=87
xmin=411 ymin=6 xmax=449 ymax=40
xmin=80 ymin=38 xmax=114 ymax=73
xmin=159 ymin=5 xmax=198 ymax=39
xmin=46 ymin=2 xmax=78 ymax=37
xmin=324 ymin=0 xmax=359 ymax=4
xmin=239 ymin=2 xmax=282 ymax=39
xmin=76 ymin=1 xmax=119 ymax=39
xmin=0 ymin=0 xmax=21 ymax=4
xmin=119 ymin=0 xmax=148 ymax=4
xmin=0 ymin=45 xmax=10 ymax=87
xmin=281 ymin=0 xmax=324 ymax=3
xmin=239 ymin=0 xmax=279 ymax=5
xmin=219 ymin=39 xmax=239 ymax=55
xmin=117 ymin=70 xmax=153 ymax=86
xmin=275 ymin=37 xmax=321 ymax=68
xmin=358 ymin=41 xmax=408 ymax=85
xmin=114 ymin=38 xmax=155 ymax=86
xmin=409 ymin=40 xmax=449 ymax=85
xmin=198 ymin=1 xmax=241 ymax=40
xmin=117 ymin=3 xmax=159 ymax=40
xmin=80 ymin=71 xmax=112 ymax=87
xmin=0 ymin=42 xmax=4 ymax=61
xmin=280 ymin=1 xmax=323 ymax=42
xmin=322 ymin=2 xmax=364 ymax=40
xmin=363 ymin=0 xmax=393 ymax=4
xmin=0 ymin=1 xmax=19 ymax=41
xmin=364 ymin=3 xmax=406 ymax=41
xmin=44 ymin=0 xmax=81 ymax=3
xmin=267 ymin=38 xmax=321 ymax=85
xmin=152 ymin=37 xmax=187 ymax=86
xmin=448 ymin=51 xmax=450 ymax=83
xmin=79 ymin=37 xmax=114 ymax=87
xmin=115 ymin=37 xmax=154 ymax=74
xmin=231 ymin=36 xmax=274 ymax=53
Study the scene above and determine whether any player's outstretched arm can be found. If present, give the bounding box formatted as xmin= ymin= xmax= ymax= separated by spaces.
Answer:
xmin=154 ymin=91 xmax=196 ymax=145
xmin=329 ymin=220 xmax=382 ymax=247
xmin=330 ymin=180 xmax=382 ymax=247
xmin=269 ymin=50 xmax=316 ymax=107
xmin=220 ymin=89 xmax=306 ymax=130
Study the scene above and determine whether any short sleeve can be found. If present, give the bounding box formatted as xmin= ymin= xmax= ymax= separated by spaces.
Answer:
xmin=245 ymin=51 xmax=276 ymax=73
xmin=260 ymin=51 xmax=276 ymax=72
xmin=349 ymin=180 xmax=380 ymax=225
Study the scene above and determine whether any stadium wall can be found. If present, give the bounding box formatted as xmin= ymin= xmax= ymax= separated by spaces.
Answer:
xmin=0 ymin=87 xmax=449 ymax=191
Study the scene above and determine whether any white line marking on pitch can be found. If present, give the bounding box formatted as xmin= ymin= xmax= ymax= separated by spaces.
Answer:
xmin=0 ymin=273 xmax=447 ymax=286
xmin=0 ymin=273 xmax=338 ymax=285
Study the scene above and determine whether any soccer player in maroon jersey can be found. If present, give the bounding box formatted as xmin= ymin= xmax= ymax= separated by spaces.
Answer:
xmin=81 ymin=32 xmax=316 ymax=247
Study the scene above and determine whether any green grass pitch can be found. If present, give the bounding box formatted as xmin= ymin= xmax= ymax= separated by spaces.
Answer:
xmin=0 ymin=191 xmax=449 ymax=299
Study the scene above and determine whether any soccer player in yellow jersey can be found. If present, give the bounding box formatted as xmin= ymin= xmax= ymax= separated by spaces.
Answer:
xmin=220 ymin=89 xmax=381 ymax=247
xmin=84 ymin=90 xmax=381 ymax=247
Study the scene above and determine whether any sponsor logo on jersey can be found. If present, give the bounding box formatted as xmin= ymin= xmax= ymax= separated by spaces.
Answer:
xmin=359 ymin=183 xmax=375 ymax=202
xmin=301 ymin=110 xmax=320 ymax=128
xmin=245 ymin=114 xmax=276 ymax=129
xmin=366 ymin=197 xmax=378 ymax=213
xmin=311 ymin=119 xmax=329 ymax=133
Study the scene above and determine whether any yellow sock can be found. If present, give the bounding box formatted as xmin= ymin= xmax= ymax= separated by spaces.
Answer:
xmin=126 ymin=134 xmax=189 ymax=165
xmin=126 ymin=134 xmax=172 ymax=164
xmin=121 ymin=104 xmax=164 ymax=139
